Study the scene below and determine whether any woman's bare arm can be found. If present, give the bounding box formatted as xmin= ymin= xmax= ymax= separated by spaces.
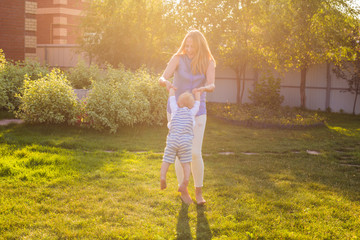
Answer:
xmin=197 ymin=60 xmax=215 ymax=93
xmin=159 ymin=55 xmax=180 ymax=90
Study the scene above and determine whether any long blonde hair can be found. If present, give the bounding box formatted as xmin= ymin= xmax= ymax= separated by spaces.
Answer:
xmin=175 ymin=30 xmax=216 ymax=75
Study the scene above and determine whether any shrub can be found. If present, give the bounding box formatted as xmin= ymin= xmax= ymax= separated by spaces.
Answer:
xmin=66 ymin=60 xmax=102 ymax=89
xmin=249 ymin=74 xmax=284 ymax=110
xmin=0 ymin=55 xmax=49 ymax=111
xmin=130 ymin=67 xmax=168 ymax=125
xmin=85 ymin=66 xmax=167 ymax=133
xmin=16 ymin=69 xmax=78 ymax=124
xmin=0 ymin=49 xmax=5 ymax=71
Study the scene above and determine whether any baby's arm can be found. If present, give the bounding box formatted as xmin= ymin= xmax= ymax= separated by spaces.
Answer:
xmin=193 ymin=89 xmax=201 ymax=101
xmin=169 ymin=87 xmax=175 ymax=97
xmin=169 ymin=87 xmax=178 ymax=113
xmin=190 ymin=101 xmax=200 ymax=117
xmin=190 ymin=89 xmax=201 ymax=116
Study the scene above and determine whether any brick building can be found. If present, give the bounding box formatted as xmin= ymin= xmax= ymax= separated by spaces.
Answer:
xmin=37 ymin=0 xmax=86 ymax=44
xmin=0 ymin=0 xmax=37 ymax=61
xmin=0 ymin=0 xmax=86 ymax=62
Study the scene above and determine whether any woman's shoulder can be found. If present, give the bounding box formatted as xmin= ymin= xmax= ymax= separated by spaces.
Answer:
xmin=173 ymin=54 xmax=187 ymax=62
xmin=167 ymin=54 xmax=181 ymax=69
xmin=171 ymin=54 xmax=184 ymax=63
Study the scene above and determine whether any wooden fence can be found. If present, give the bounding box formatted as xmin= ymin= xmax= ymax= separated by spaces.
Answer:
xmin=208 ymin=64 xmax=360 ymax=114
xmin=36 ymin=44 xmax=91 ymax=69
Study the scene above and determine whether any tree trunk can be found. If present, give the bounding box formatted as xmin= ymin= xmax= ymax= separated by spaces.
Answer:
xmin=240 ymin=63 xmax=247 ymax=104
xmin=325 ymin=62 xmax=331 ymax=111
xmin=236 ymin=70 xmax=242 ymax=104
xmin=254 ymin=68 xmax=259 ymax=83
xmin=353 ymin=93 xmax=358 ymax=115
xmin=300 ymin=67 xmax=307 ymax=109
xmin=353 ymin=80 xmax=359 ymax=115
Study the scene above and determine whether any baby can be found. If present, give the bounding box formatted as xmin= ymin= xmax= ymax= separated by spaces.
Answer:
xmin=160 ymin=87 xmax=200 ymax=204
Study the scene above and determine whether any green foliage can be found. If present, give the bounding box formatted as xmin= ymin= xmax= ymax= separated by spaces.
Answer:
xmin=66 ymin=60 xmax=103 ymax=89
xmin=177 ymin=0 xmax=358 ymax=106
xmin=0 ymin=50 xmax=7 ymax=108
xmin=0 ymin=49 xmax=6 ymax=71
xmin=80 ymin=0 xmax=178 ymax=70
xmin=256 ymin=0 xmax=357 ymax=70
xmin=249 ymin=74 xmax=284 ymax=110
xmin=85 ymin=66 xmax=167 ymax=133
xmin=130 ymin=67 xmax=169 ymax=125
xmin=332 ymin=26 xmax=360 ymax=115
xmin=255 ymin=0 xmax=358 ymax=108
xmin=16 ymin=69 xmax=78 ymax=124
xmin=0 ymin=54 xmax=49 ymax=111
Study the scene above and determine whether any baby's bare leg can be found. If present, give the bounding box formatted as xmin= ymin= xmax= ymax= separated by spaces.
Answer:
xmin=160 ymin=162 xmax=171 ymax=190
xmin=178 ymin=162 xmax=193 ymax=204
xmin=178 ymin=162 xmax=191 ymax=192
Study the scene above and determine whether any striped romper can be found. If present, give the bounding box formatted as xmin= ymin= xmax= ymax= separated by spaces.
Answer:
xmin=163 ymin=96 xmax=200 ymax=164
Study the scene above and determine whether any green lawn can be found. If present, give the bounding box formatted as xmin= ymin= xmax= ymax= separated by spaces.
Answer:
xmin=0 ymin=112 xmax=359 ymax=239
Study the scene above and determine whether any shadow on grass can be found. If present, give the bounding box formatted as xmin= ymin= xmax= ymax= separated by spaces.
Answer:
xmin=196 ymin=205 xmax=212 ymax=240
xmin=0 ymin=122 xmax=167 ymax=153
xmin=208 ymin=152 xmax=360 ymax=205
xmin=176 ymin=203 xmax=192 ymax=240
xmin=0 ymin=126 xmax=127 ymax=181
xmin=176 ymin=203 xmax=212 ymax=240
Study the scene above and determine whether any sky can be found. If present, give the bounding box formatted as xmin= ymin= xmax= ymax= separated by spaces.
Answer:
xmin=352 ymin=0 xmax=360 ymax=17
xmin=353 ymin=0 xmax=360 ymax=8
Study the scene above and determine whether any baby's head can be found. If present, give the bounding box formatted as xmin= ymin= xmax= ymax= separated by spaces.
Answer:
xmin=177 ymin=92 xmax=195 ymax=109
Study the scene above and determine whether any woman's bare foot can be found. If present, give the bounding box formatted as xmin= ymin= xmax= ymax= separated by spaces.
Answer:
xmin=160 ymin=178 xmax=167 ymax=190
xmin=195 ymin=187 xmax=206 ymax=205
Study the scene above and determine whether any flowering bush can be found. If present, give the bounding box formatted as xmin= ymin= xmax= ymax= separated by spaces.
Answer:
xmin=85 ymin=66 xmax=167 ymax=133
xmin=0 ymin=52 xmax=49 ymax=111
xmin=16 ymin=69 xmax=78 ymax=124
xmin=66 ymin=60 xmax=103 ymax=89
xmin=0 ymin=49 xmax=5 ymax=71
xmin=0 ymin=49 xmax=7 ymax=108
xmin=129 ymin=67 xmax=168 ymax=125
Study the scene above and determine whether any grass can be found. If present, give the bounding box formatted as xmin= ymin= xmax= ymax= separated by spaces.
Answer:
xmin=207 ymin=102 xmax=325 ymax=128
xmin=0 ymin=111 xmax=360 ymax=239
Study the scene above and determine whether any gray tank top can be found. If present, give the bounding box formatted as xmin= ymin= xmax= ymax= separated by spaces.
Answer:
xmin=167 ymin=55 xmax=207 ymax=116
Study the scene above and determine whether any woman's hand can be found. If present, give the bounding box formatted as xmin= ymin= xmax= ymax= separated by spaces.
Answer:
xmin=159 ymin=76 xmax=174 ymax=91
xmin=192 ymin=88 xmax=200 ymax=94
xmin=194 ymin=84 xmax=215 ymax=93
xmin=165 ymin=81 xmax=173 ymax=91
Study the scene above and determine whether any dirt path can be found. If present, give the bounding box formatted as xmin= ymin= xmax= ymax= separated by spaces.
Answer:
xmin=0 ymin=119 xmax=24 ymax=126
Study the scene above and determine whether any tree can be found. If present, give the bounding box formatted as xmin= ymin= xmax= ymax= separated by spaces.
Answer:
xmin=218 ymin=0 xmax=262 ymax=104
xmin=79 ymin=0 xmax=178 ymax=70
xmin=258 ymin=0 xmax=358 ymax=108
xmin=333 ymin=27 xmax=360 ymax=114
xmin=175 ymin=0 xmax=263 ymax=104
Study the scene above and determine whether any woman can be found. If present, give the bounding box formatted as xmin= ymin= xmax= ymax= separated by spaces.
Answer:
xmin=159 ymin=30 xmax=215 ymax=205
